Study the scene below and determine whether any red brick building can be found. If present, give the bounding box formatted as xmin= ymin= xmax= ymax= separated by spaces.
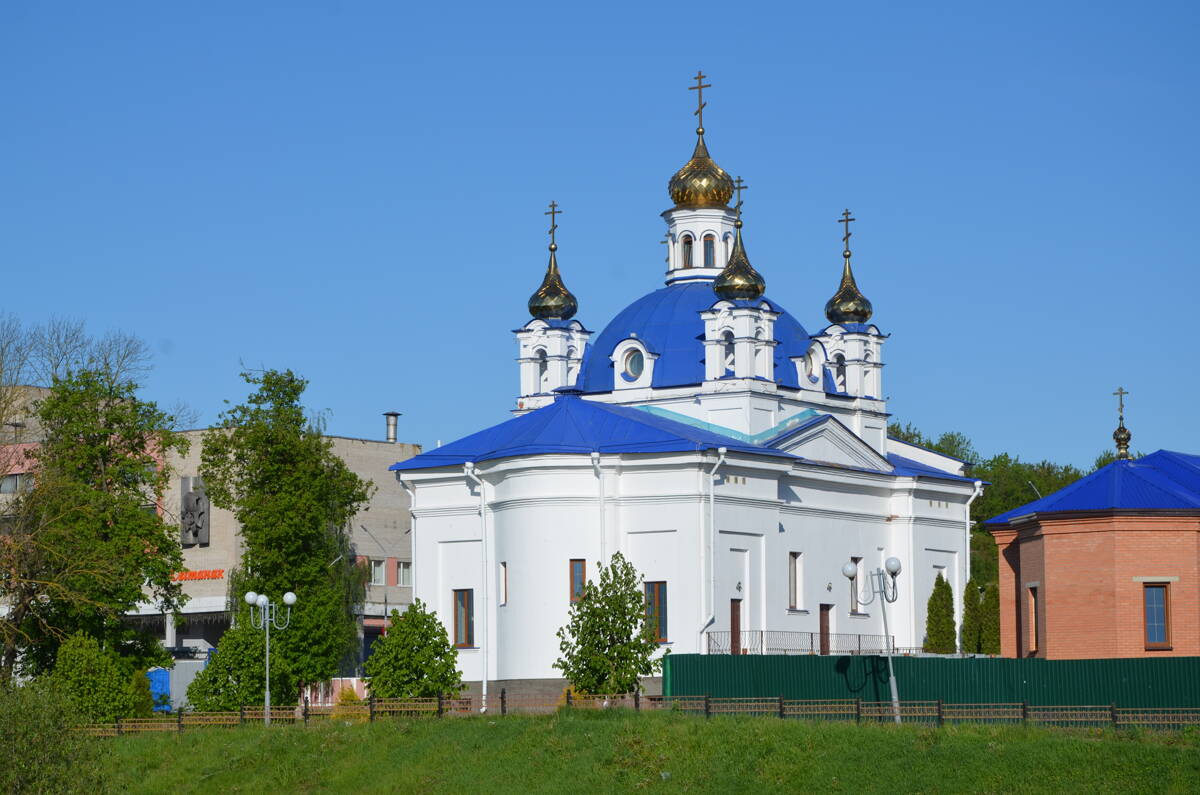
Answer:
xmin=987 ymin=450 xmax=1200 ymax=659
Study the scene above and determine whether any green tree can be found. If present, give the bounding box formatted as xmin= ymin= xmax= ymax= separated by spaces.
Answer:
xmin=199 ymin=369 xmax=371 ymax=701
xmin=185 ymin=619 xmax=271 ymax=711
xmin=364 ymin=601 xmax=462 ymax=698
xmin=959 ymin=578 xmax=983 ymax=654
xmin=1 ymin=369 xmax=187 ymax=679
xmin=48 ymin=632 xmax=136 ymax=722
xmin=980 ymin=582 xmax=1001 ymax=655
xmin=923 ymin=573 xmax=957 ymax=653
xmin=0 ymin=680 xmax=108 ymax=793
xmin=554 ymin=552 xmax=664 ymax=694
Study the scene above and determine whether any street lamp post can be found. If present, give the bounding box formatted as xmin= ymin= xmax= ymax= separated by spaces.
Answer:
xmin=843 ymin=557 xmax=903 ymax=725
xmin=244 ymin=590 xmax=297 ymax=726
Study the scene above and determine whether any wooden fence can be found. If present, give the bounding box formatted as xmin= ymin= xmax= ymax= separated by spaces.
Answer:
xmin=81 ymin=692 xmax=1200 ymax=736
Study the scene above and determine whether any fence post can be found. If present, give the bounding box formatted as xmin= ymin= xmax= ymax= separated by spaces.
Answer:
xmin=855 ymin=698 xmax=862 ymax=724
xmin=177 ymin=707 xmax=184 ymax=734
xmin=115 ymin=717 xmax=123 ymax=737
xmin=634 ymin=690 xmax=640 ymax=711
xmin=858 ymin=634 xmax=862 ymax=655
xmin=501 ymin=688 xmax=507 ymax=716
xmin=1021 ymin=702 xmax=1028 ymax=726
xmin=303 ymin=696 xmax=310 ymax=726
xmin=704 ymin=695 xmax=711 ymax=719
xmin=936 ymin=700 xmax=943 ymax=728
xmin=239 ymin=705 xmax=245 ymax=725
xmin=778 ymin=695 xmax=785 ymax=719
xmin=1110 ymin=703 xmax=1118 ymax=729
xmin=369 ymin=695 xmax=376 ymax=722
xmin=437 ymin=692 xmax=444 ymax=717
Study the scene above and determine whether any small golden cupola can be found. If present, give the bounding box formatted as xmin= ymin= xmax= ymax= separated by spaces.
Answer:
xmin=527 ymin=201 xmax=578 ymax=320
xmin=668 ymin=71 xmax=734 ymax=209
xmin=713 ymin=179 xmax=766 ymax=301
xmin=824 ymin=209 xmax=873 ymax=324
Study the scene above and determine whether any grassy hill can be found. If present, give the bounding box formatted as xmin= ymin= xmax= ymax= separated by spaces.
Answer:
xmin=101 ymin=711 xmax=1198 ymax=793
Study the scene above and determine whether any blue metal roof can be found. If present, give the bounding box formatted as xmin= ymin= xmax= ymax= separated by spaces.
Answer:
xmin=986 ymin=450 xmax=1200 ymax=524
xmin=887 ymin=453 xmax=977 ymax=483
xmin=390 ymin=392 xmax=800 ymax=472
xmin=575 ymin=281 xmax=811 ymax=393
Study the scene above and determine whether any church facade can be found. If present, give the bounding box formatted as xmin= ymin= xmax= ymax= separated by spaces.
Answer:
xmin=392 ymin=82 xmax=982 ymax=698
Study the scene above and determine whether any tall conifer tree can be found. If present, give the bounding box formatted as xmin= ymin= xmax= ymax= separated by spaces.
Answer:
xmin=923 ymin=573 xmax=957 ymax=653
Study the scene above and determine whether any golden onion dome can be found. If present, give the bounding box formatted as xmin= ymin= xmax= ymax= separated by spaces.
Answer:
xmin=824 ymin=257 xmax=873 ymax=324
xmin=668 ymin=133 xmax=734 ymax=209
xmin=713 ymin=220 xmax=766 ymax=300
xmin=528 ymin=244 xmax=578 ymax=320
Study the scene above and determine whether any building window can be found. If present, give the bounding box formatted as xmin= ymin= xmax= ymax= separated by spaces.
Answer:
xmin=453 ymin=589 xmax=474 ymax=648
xmin=623 ymin=349 xmax=644 ymax=380
xmin=536 ymin=349 xmax=549 ymax=391
xmin=397 ymin=560 xmax=412 ymax=588
xmin=681 ymin=235 xmax=693 ymax=268
xmin=1027 ymin=586 xmax=1039 ymax=654
xmin=849 ymin=557 xmax=863 ymax=613
xmin=499 ymin=561 xmax=508 ymax=606
xmin=645 ymin=581 xmax=667 ymax=643
xmin=788 ymin=551 xmax=803 ymax=609
xmin=833 ymin=354 xmax=847 ymax=391
xmin=703 ymin=234 xmax=715 ymax=268
xmin=570 ymin=559 xmax=586 ymax=602
xmin=1144 ymin=584 xmax=1171 ymax=649
xmin=370 ymin=559 xmax=385 ymax=586
xmin=0 ymin=473 xmax=29 ymax=494
xmin=722 ymin=330 xmax=735 ymax=375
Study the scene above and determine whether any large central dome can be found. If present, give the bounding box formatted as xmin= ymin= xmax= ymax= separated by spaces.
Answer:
xmin=575 ymin=282 xmax=811 ymax=393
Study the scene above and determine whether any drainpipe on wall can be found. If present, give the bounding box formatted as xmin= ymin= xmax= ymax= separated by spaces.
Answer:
xmin=591 ymin=452 xmax=606 ymax=563
xmin=464 ymin=463 xmax=489 ymax=713
xmin=963 ymin=479 xmax=985 ymax=649
xmin=397 ymin=475 xmax=416 ymax=595
xmin=698 ymin=447 xmax=727 ymax=653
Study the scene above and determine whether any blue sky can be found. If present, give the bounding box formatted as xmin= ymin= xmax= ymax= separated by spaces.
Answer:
xmin=3 ymin=1 xmax=1197 ymax=468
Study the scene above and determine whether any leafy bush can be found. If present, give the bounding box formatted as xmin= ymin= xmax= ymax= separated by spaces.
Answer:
xmin=187 ymin=618 xmax=287 ymax=711
xmin=981 ymin=582 xmax=1001 ymax=654
xmin=960 ymin=578 xmax=983 ymax=654
xmin=0 ymin=681 xmax=108 ymax=793
xmin=50 ymin=632 xmax=136 ymax=722
xmin=923 ymin=573 xmax=957 ymax=654
xmin=554 ymin=552 xmax=664 ymax=694
xmin=364 ymin=601 xmax=462 ymax=699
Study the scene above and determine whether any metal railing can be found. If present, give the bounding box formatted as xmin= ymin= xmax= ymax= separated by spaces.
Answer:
xmin=79 ymin=695 xmax=1200 ymax=735
xmin=705 ymin=630 xmax=895 ymax=655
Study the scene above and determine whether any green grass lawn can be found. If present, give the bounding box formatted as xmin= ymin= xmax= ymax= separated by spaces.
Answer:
xmin=102 ymin=711 xmax=1200 ymax=793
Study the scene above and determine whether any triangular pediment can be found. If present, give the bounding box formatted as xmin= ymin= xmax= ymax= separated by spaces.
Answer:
xmin=768 ymin=415 xmax=892 ymax=472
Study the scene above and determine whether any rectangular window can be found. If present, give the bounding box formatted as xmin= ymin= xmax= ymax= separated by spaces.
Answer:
xmin=499 ymin=561 xmax=508 ymax=605
xmin=849 ymin=557 xmax=863 ymax=613
xmin=1144 ymin=584 xmax=1171 ymax=649
xmin=570 ymin=559 xmax=586 ymax=602
xmin=0 ymin=473 xmax=21 ymax=494
xmin=453 ymin=589 xmax=474 ymax=647
xmin=645 ymin=581 xmax=668 ymax=643
xmin=370 ymin=559 xmax=385 ymax=586
xmin=397 ymin=561 xmax=412 ymax=588
xmin=1027 ymin=586 xmax=1039 ymax=654
xmin=788 ymin=551 xmax=803 ymax=609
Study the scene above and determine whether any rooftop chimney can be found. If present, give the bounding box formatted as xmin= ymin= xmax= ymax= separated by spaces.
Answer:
xmin=383 ymin=411 xmax=401 ymax=443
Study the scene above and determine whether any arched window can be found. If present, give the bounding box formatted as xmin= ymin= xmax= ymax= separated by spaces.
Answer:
xmin=833 ymin=353 xmax=847 ymax=392
xmin=682 ymin=235 xmax=694 ymax=269
xmin=703 ymin=235 xmax=716 ymax=268
xmin=722 ymin=330 xmax=735 ymax=375
xmin=536 ymin=349 xmax=549 ymax=391
xmin=566 ymin=347 xmax=579 ymax=385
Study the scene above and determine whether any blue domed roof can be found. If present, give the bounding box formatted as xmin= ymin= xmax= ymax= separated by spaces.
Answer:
xmin=576 ymin=281 xmax=811 ymax=393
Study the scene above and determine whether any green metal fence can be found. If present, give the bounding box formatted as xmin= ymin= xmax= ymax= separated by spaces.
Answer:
xmin=662 ymin=654 xmax=1200 ymax=707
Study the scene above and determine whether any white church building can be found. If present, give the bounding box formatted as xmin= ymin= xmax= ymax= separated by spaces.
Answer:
xmin=392 ymin=83 xmax=982 ymax=697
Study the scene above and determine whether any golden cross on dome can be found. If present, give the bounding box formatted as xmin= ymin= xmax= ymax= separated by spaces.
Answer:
xmin=733 ymin=176 xmax=748 ymax=219
xmin=1113 ymin=386 xmax=1129 ymax=416
xmin=545 ymin=201 xmax=561 ymax=247
xmin=688 ymin=70 xmax=711 ymax=131
xmin=839 ymin=209 xmax=856 ymax=254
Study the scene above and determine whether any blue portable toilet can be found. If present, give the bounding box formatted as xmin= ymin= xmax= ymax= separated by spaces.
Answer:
xmin=147 ymin=668 xmax=171 ymax=712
